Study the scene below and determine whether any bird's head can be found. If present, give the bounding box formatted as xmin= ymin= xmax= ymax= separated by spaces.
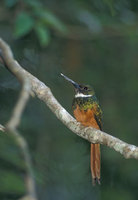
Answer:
xmin=61 ymin=73 xmax=95 ymax=98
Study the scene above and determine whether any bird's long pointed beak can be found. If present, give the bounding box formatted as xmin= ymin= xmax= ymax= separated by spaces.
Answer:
xmin=61 ymin=73 xmax=79 ymax=89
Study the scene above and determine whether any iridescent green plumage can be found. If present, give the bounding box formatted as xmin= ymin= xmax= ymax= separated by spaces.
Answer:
xmin=72 ymin=93 xmax=103 ymax=130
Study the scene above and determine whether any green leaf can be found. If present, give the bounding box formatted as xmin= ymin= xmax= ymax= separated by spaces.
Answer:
xmin=35 ymin=24 xmax=50 ymax=47
xmin=14 ymin=12 xmax=34 ymax=38
xmin=35 ymin=9 xmax=67 ymax=33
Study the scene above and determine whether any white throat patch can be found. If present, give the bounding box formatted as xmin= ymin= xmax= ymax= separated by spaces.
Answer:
xmin=75 ymin=93 xmax=92 ymax=98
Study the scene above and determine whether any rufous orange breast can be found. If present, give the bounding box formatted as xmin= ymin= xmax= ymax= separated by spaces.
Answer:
xmin=73 ymin=105 xmax=101 ymax=185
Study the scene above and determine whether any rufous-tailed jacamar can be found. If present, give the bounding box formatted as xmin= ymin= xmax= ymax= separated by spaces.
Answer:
xmin=61 ymin=73 xmax=103 ymax=185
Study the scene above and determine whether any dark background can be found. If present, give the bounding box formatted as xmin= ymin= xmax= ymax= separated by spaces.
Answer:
xmin=0 ymin=0 xmax=138 ymax=199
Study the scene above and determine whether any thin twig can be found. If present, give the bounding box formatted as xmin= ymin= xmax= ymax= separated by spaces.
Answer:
xmin=0 ymin=124 xmax=36 ymax=199
xmin=0 ymin=39 xmax=37 ymax=200
xmin=0 ymin=124 xmax=5 ymax=132
xmin=12 ymin=130 xmax=37 ymax=200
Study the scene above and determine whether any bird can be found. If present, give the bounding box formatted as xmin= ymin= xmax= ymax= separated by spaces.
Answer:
xmin=61 ymin=73 xmax=103 ymax=185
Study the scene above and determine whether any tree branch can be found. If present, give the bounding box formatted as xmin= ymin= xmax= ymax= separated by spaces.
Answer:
xmin=0 ymin=39 xmax=37 ymax=200
xmin=0 ymin=124 xmax=5 ymax=132
xmin=0 ymin=39 xmax=138 ymax=166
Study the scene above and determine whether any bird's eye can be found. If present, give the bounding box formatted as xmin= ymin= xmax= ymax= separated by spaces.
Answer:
xmin=84 ymin=87 xmax=88 ymax=90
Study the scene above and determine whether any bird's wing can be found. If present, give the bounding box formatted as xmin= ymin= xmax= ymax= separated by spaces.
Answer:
xmin=94 ymin=104 xmax=103 ymax=131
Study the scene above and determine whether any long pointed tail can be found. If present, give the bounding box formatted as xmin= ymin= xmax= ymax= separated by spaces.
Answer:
xmin=91 ymin=143 xmax=101 ymax=185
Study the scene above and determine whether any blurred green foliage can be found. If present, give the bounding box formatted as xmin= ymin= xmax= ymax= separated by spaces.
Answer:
xmin=4 ymin=0 xmax=67 ymax=46
xmin=0 ymin=0 xmax=138 ymax=200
